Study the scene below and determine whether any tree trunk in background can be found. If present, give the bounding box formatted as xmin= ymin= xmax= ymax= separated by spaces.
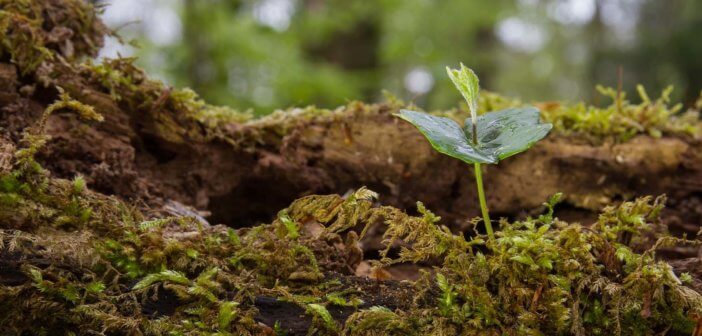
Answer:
xmin=183 ymin=0 xmax=207 ymax=92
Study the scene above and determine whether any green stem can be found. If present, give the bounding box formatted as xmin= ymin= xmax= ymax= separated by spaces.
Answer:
xmin=473 ymin=163 xmax=494 ymax=241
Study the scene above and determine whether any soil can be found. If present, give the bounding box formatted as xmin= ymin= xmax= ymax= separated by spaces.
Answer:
xmin=1 ymin=1 xmax=702 ymax=334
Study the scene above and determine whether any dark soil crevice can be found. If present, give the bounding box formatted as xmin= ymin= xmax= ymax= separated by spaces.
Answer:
xmin=4 ymin=1 xmax=702 ymax=334
xmin=207 ymin=174 xmax=310 ymax=227
xmin=26 ymin=91 xmax=702 ymax=242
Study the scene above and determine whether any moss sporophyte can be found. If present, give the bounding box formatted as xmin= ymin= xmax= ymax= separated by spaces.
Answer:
xmin=396 ymin=64 xmax=552 ymax=241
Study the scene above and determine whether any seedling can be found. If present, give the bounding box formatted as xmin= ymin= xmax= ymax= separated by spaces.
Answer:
xmin=396 ymin=64 xmax=552 ymax=240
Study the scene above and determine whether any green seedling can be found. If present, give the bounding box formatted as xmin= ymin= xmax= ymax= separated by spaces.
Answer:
xmin=396 ymin=64 xmax=552 ymax=240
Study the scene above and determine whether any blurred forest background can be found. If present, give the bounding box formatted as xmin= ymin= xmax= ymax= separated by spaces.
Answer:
xmin=96 ymin=0 xmax=702 ymax=115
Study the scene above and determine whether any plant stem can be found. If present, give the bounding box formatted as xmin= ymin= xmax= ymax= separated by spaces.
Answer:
xmin=473 ymin=162 xmax=494 ymax=241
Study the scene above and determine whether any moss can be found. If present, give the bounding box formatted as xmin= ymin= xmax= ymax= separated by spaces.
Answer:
xmin=541 ymin=85 xmax=701 ymax=142
xmin=0 ymin=161 xmax=264 ymax=334
xmin=85 ymin=58 xmax=143 ymax=101
xmin=367 ymin=194 xmax=702 ymax=335
xmin=439 ymin=86 xmax=701 ymax=144
xmin=344 ymin=306 xmax=415 ymax=335
xmin=2 ymin=2 xmax=702 ymax=334
xmin=169 ymin=87 xmax=253 ymax=128
xmin=0 ymin=7 xmax=53 ymax=75
xmin=0 ymin=0 xmax=106 ymax=74
xmin=306 ymin=303 xmax=339 ymax=334
xmin=1 ymin=107 xmax=347 ymax=333
xmin=286 ymin=187 xmax=381 ymax=236
xmin=3 ymin=129 xmax=702 ymax=336
xmin=81 ymin=57 xmax=252 ymax=145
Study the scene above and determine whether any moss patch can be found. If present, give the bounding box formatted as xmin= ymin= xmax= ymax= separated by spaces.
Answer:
xmin=2 ymin=118 xmax=701 ymax=334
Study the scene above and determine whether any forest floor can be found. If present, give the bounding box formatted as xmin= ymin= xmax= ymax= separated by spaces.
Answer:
xmin=2 ymin=1 xmax=702 ymax=335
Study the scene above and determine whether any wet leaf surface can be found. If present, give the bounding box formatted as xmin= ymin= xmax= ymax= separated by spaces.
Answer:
xmin=396 ymin=110 xmax=496 ymax=164
xmin=396 ymin=107 xmax=552 ymax=164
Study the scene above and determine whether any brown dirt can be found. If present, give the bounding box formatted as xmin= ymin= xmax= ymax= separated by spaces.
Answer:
xmin=2 ymin=52 xmax=701 ymax=254
xmin=2 ymin=1 xmax=702 ymax=333
xmin=17 ymin=90 xmax=702 ymax=240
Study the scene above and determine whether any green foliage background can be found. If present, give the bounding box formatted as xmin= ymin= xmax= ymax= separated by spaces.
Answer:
xmin=100 ymin=0 xmax=702 ymax=115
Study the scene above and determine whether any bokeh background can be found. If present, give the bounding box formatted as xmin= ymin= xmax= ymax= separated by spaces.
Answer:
xmin=96 ymin=0 xmax=702 ymax=115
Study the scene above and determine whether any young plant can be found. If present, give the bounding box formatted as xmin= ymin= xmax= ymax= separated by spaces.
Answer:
xmin=396 ymin=64 xmax=552 ymax=240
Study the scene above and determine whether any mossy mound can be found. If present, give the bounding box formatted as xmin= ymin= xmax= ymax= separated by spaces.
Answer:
xmin=2 ymin=1 xmax=702 ymax=335
xmin=2 ymin=132 xmax=702 ymax=335
xmin=0 ymin=0 xmax=106 ymax=73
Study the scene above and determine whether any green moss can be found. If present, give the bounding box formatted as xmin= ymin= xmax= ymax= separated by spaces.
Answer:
xmin=368 ymin=194 xmax=702 ymax=335
xmin=81 ymin=58 xmax=252 ymax=145
xmin=306 ymin=303 xmax=339 ymax=333
xmin=344 ymin=306 xmax=415 ymax=335
xmin=541 ymin=85 xmax=701 ymax=142
xmin=439 ymin=86 xmax=701 ymax=144
xmin=2 ymin=2 xmax=701 ymax=333
xmin=3 ymin=145 xmax=702 ymax=336
xmin=2 ymin=78 xmax=701 ymax=335
xmin=0 ymin=0 xmax=105 ymax=74
xmin=0 ymin=8 xmax=52 ymax=75
xmin=85 ymin=58 xmax=142 ymax=101
xmin=170 ymin=87 xmax=253 ymax=127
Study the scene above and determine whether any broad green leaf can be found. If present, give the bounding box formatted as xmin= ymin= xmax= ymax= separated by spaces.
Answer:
xmin=396 ymin=109 xmax=497 ymax=164
xmin=446 ymin=63 xmax=480 ymax=119
xmin=464 ymin=107 xmax=552 ymax=160
xmin=396 ymin=107 xmax=552 ymax=165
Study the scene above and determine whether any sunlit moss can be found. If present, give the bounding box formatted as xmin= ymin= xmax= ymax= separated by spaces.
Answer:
xmin=368 ymin=194 xmax=702 ymax=335
xmin=541 ymin=85 xmax=701 ymax=142
xmin=440 ymin=86 xmax=701 ymax=143
xmin=2 ymin=1 xmax=702 ymax=334
xmin=3 ymin=130 xmax=702 ymax=335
